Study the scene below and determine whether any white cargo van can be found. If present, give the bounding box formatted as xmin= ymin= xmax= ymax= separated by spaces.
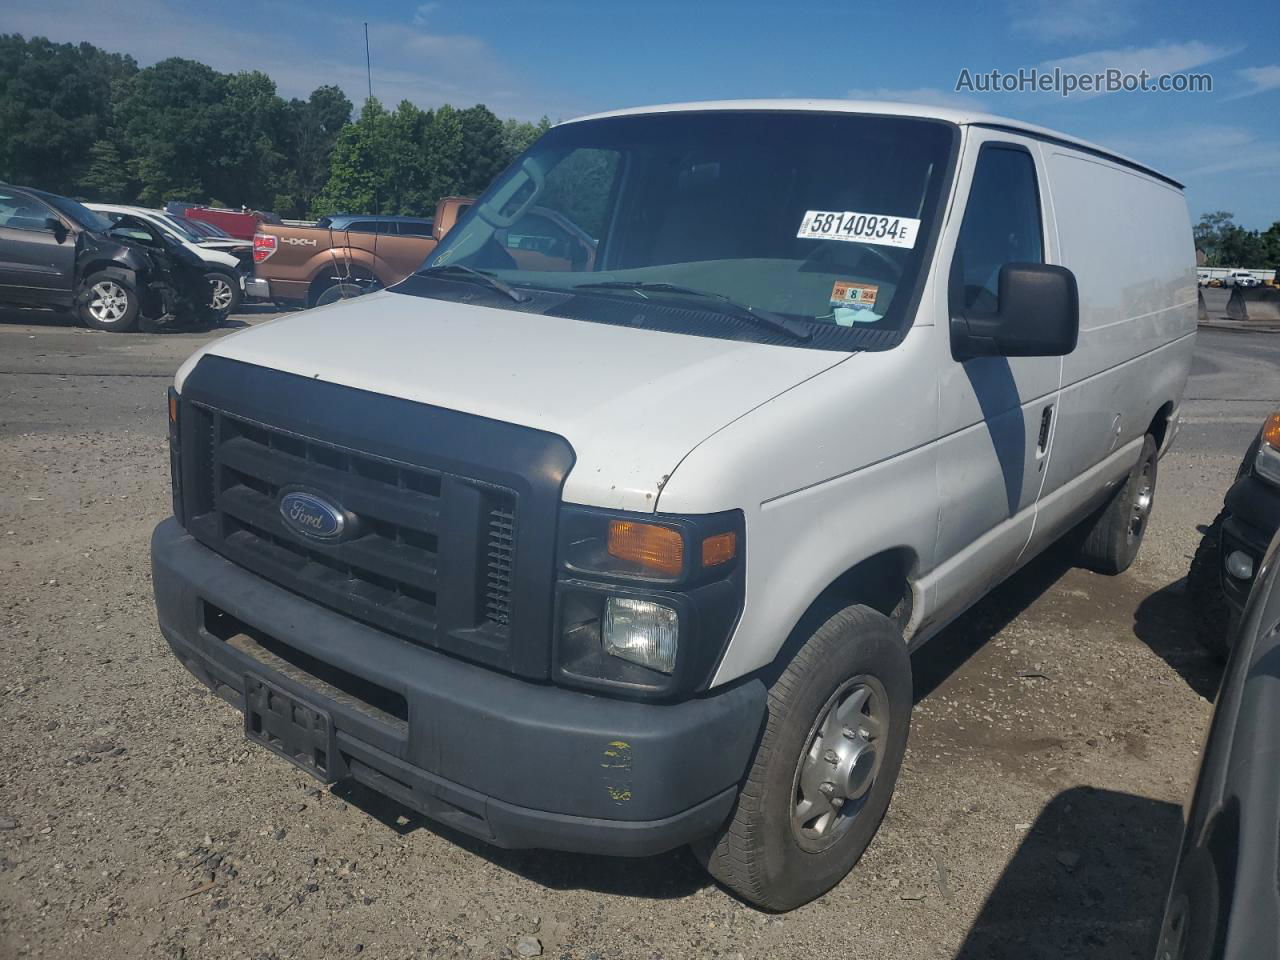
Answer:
xmin=152 ymin=101 xmax=1196 ymax=909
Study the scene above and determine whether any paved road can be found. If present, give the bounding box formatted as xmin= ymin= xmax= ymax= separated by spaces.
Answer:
xmin=1 ymin=313 xmax=1278 ymax=959
xmin=1182 ymin=325 xmax=1280 ymax=454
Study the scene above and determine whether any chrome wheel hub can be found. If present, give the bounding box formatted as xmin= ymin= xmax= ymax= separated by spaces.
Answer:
xmin=1128 ymin=459 xmax=1154 ymax=542
xmin=88 ymin=281 xmax=129 ymax=323
xmin=791 ymin=676 xmax=889 ymax=851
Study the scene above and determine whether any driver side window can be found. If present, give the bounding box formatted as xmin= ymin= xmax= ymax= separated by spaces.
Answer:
xmin=0 ymin=192 xmax=56 ymax=233
xmin=950 ymin=144 xmax=1044 ymax=315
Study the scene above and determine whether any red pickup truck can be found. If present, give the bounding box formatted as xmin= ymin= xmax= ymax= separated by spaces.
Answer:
xmin=248 ymin=197 xmax=473 ymax=308
xmin=165 ymin=204 xmax=281 ymax=241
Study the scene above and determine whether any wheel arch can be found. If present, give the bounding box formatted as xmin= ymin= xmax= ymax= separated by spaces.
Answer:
xmin=1148 ymin=400 xmax=1175 ymax=453
xmin=759 ymin=547 xmax=919 ymax=685
xmin=78 ymin=261 xmax=137 ymax=289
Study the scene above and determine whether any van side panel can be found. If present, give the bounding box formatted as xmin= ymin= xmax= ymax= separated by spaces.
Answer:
xmin=1038 ymin=151 xmax=1196 ymax=513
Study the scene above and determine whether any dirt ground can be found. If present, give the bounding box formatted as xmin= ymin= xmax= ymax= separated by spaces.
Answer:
xmin=1 ymin=314 xmax=1277 ymax=960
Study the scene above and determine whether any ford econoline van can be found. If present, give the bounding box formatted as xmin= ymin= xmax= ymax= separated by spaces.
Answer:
xmin=152 ymin=100 xmax=1196 ymax=910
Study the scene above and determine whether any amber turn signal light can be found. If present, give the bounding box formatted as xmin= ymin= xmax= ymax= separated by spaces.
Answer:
xmin=701 ymin=531 xmax=737 ymax=567
xmin=168 ymin=390 xmax=178 ymax=424
xmin=607 ymin=521 xmax=684 ymax=576
xmin=1264 ymin=412 xmax=1280 ymax=450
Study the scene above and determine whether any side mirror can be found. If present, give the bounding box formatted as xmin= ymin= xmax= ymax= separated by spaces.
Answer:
xmin=44 ymin=217 xmax=68 ymax=244
xmin=951 ymin=262 xmax=1079 ymax=361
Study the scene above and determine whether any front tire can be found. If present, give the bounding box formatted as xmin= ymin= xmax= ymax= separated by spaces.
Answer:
xmin=78 ymin=273 xmax=139 ymax=332
xmin=1074 ymin=434 xmax=1158 ymax=575
xmin=1186 ymin=512 xmax=1232 ymax=659
xmin=698 ymin=604 xmax=912 ymax=911
xmin=205 ymin=271 xmax=241 ymax=316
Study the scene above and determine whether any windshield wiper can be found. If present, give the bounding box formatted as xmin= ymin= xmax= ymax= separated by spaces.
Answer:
xmin=419 ymin=264 xmax=531 ymax=303
xmin=574 ymin=281 xmax=812 ymax=342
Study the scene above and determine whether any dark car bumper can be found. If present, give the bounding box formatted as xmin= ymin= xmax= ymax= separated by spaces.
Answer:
xmin=1220 ymin=473 xmax=1280 ymax=611
xmin=151 ymin=517 xmax=765 ymax=856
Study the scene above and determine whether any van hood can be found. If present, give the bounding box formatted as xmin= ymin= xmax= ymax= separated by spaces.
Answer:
xmin=176 ymin=289 xmax=849 ymax=511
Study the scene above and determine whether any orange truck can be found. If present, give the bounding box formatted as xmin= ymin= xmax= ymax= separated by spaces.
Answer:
xmin=247 ymin=197 xmax=473 ymax=308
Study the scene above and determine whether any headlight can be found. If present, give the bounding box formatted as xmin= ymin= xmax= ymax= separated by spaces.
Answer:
xmin=1256 ymin=412 xmax=1280 ymax=486
xmin=554 ymin=506 xmax=744 ymax=698
xmin=603 ymin=597 xmax=679 ymax=673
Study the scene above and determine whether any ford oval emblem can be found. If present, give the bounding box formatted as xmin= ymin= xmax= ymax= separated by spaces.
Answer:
xmin=279 ymin=491 xmax=346 ymax=541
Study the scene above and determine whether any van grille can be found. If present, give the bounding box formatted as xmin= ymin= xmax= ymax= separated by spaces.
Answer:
xmin=182 ymin=406 xmax=517 ymax=669
xmin=485 ymin=506 xmax=516 ymax=625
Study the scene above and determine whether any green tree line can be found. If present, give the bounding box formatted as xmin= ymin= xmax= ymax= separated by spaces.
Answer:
xmin=1194 ymin=211 xmax=1280 ymax=269
xmin=0 ymin=34 xmax=551 ymax=219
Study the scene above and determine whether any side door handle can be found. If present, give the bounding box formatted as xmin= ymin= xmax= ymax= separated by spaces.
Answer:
xmin=1037 ymin=404 xmax=1054 ymax=457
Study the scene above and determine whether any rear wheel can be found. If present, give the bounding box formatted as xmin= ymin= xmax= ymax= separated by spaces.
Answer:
xmin=1074 ymin=434 xmax=1158 ymax=575
xmin=309 ymin=266 xmax=380 ymax=308
xmin=78 ymin=273 xmax=139 ymax=332
xmin=313 ymin=281 xmax=370 ymax=307
xmin=697 ymin=604 xmax=912 ymax=911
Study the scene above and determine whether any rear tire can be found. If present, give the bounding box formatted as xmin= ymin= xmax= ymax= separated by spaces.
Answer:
xmin=697 ymin=604 xmax=912 ymax=911
xmin=309 ymin=265 xmax=380 ymax=308
xmin=1074 ymin=434 xmax=1158 ymax=575
xmin=313 ymin=281 xmax=368 ymax=307
xmin=78 ymin=272 xmax=139 ymax=332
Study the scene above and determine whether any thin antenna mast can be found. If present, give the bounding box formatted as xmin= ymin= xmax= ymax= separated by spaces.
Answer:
xmin=364 ymin=23 xmax=373 ymax=102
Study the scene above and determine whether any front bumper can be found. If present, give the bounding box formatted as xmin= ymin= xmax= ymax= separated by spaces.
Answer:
xmin=151 ymin=518 xmax=765 ymax=856
xmin=1220 ymin=474 xmax=1280 ymax=611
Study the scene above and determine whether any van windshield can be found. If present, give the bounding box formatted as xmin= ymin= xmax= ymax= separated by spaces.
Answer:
xmin=403 ymin=110 xmax=956 ymax=349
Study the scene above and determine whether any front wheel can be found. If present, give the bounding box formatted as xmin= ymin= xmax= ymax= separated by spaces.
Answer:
xmin=205 ymin=271 xmax=241 ymax=316
xmin=1186 ymin=512 xmax=1232 ymax=659
xmin=78 ymin=273 xmax=139 ymax=332
xmin=697 ymin=604 xmax=912 ymax=911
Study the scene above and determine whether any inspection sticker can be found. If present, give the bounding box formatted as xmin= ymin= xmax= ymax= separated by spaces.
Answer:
xmin=797 ymin=210 xmax=921 ymax=249
xmin=830 ymin=280 xmax=879 ymax=308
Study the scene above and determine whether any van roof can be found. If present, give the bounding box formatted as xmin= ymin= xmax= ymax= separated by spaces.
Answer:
xmin=565 ymin=99 xmax=1182 ymax=189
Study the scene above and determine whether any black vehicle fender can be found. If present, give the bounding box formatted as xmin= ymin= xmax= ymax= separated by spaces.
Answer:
xmin=1224 ymin=471 xmax=1280 ymax=540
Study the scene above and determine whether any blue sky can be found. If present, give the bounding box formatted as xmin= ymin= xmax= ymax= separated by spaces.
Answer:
xmin=7 ymin=0 xmax=1280 ymax=228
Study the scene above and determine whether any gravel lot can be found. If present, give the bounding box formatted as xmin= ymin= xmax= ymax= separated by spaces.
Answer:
xmin=1 ymin=308 xmax=1278 ymax=960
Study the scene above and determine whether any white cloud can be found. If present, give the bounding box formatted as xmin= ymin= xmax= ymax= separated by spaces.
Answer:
xmin=411 ymin=2 xmax=440 ymax=26
xmin=1038 ymin=41 xmax=1236 ymax=100
xmin=1011 ymin=0 xmax=1138 ymax=42
xmin=1103 ymin=123 xmax=1280 ymax=179
xmin=1226 ymin=64 xmax=1280 ymax=100
xmin=844 ymin=86 xmax=987 ymax=112
xmin=1183 ymin=144 xmax=1280 ymax=177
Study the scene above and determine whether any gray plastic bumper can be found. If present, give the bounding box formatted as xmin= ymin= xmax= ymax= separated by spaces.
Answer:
xmin=151 ymin=517 xmax=765 ymax=856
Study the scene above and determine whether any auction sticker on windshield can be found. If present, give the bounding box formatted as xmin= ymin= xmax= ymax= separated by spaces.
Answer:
xmin=797 ymin=210 xmax=921 ymax=249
